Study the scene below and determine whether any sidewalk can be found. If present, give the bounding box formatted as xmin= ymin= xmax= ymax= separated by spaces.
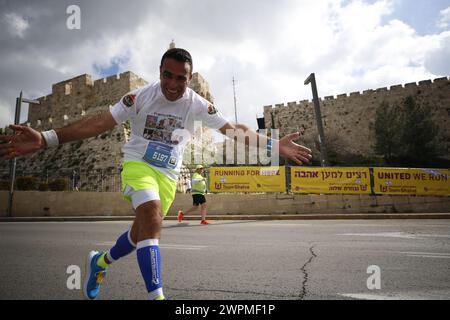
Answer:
xmin=1 ymin=213 xmax=450 ymax=222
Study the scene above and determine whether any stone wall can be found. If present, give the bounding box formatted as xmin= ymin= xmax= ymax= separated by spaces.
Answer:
xmin=263 ymin=77 xmax=450 ymax=159
xmin=0 ymin=71 xmax=149 ymax=183
xmin=189 ymin=73 xmax=214 ymax=103
xmin=27 ymin=71 xmax=148 ymax=130
xmin=22 ymin=70 xmax=211 ymax=135
xmin=0 ymin=70 xmax=215 ymax=189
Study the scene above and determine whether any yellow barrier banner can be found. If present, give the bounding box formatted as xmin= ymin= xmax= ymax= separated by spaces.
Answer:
xmin=290 ymin=167 xmax=371 ymax=194
xmin=209 ymin=166 xmax=285 ymax=192
xmin=374 ymin=168 xmax=450 ymax=196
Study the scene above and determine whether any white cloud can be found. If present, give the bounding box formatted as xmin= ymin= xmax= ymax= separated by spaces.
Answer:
xmin=3 ymin=13 xmax=29 ymax=38
xmin=437 ymin=6 xmax=450 ymax=29
xmin=424 ymin=31 xmax=450 ymax=75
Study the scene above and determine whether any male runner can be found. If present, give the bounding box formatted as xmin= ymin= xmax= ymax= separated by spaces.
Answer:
xmin=0 ymin=48 xmax=313 ymax=300
xmin=177 ymin=164 xmax=209 ymax=224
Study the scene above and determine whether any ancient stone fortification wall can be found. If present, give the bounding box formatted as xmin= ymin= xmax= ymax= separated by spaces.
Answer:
xmin=189 ymin=73 xmax=214 ymax=103
xmin=0 ymin=72 xmax=148 ymax=182
xmin=27 ymin=71 xmax=148 ymax=130
xmin=263 ymin=77 xmax=450 ymax=159
xmin=0 ymin=70 xmax=215 ymax=187
xmin=24 ymin=71 xmax=211 ymax=131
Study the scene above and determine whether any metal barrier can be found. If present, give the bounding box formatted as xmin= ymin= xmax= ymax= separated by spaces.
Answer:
xmin=0 ymin=170 xmax=122 ymax=192
xmin=0 ymin=167 xmax=201 ymax=193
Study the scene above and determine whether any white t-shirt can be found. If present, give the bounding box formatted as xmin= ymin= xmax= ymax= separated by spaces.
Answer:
xmin=110 ymin=81 xmax=228 ymax=180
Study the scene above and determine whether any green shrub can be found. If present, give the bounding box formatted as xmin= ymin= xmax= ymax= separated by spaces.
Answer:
xmin=48 ymin=179 xmax=68 ymax=191
xmin=0 ymin=180 xmax=10 ymax=190
xmin=16 ymin=176 xmax=39 ymax=191
xmin=38 ymin=183 xmax=50 ymax=191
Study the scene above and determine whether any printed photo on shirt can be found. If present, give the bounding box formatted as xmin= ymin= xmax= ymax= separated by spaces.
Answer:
xmin=143 ymin=114 xmax=184 ymax=145
xmin=145 ymin=115 xmax=158 ymax=128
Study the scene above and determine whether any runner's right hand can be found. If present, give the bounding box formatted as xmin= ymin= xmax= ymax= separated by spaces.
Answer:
xmin=0 ymin=125 xmax=46 ymax=159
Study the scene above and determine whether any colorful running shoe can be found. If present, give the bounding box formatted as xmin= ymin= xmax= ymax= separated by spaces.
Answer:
xmin=83 ymin=251 xmax=108 ymax=300
xmin=178 ymin=211 xmax=184 ymax=222
xmin=200 ymin=220 xmax=210 ymax=225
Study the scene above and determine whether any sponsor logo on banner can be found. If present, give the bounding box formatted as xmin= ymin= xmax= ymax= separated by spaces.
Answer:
xmin=374 ymin=168 xmax=449 ymax=196
xmin=210 ymin=167 xmax=285 ymax=193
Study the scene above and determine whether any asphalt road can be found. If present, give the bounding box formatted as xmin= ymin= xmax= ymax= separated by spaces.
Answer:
xmin=0 ymin=219 xmax=449 ymax=300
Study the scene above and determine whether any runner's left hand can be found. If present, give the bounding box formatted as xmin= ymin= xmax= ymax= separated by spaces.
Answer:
xmin=278 ymin=132 xmax=312 ymax=165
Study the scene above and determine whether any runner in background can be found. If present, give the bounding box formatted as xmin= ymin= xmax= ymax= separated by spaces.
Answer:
xmin=178 ymin=164 xmax=209 ymax=224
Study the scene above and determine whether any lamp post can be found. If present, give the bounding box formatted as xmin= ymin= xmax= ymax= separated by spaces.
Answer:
xmin=7 ymin=92 xmax=40 ymax=217
xmin=304 ymin=73 xmax=328 ymax=167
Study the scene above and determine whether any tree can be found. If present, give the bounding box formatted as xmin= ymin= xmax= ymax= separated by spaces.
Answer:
xmin=373 ymin=101 xmax=402 ymax=164
xmin=373 ymin=96 xmax=439 ymax=167
xmin=400 ymin=96 xmax=439 ymax=166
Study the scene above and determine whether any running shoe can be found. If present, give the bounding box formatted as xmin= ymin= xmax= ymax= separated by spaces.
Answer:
xmin=200 ymin=220 xmax=210 ymax=225
xmin=83 ymin=251 xmax=108 ymax=300
xmin=178 ymin=211 xmax=184 ymax=222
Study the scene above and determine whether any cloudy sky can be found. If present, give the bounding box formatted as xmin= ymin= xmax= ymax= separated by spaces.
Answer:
xmin=1 ymin=0 xmax=449 ymax=131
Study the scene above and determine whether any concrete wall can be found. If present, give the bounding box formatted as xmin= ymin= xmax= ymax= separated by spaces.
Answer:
xmin=1 ymin=191 xmax=449 ymax=217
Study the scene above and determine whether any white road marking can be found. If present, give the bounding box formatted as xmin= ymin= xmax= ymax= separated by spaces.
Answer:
xmin=339 ymin=293 xmax=399 ymax=300
xmin=338 ymin=232 xmax=418 ymax=239
xmin=338 ymin=225 xmax=392 ymax=227
xmin=94 ymin=242 xmax=207 ymax=250
xmin=398 ymin=251 xmax=450 ymax=259
xmin=339 ymin=232 xmax=450 ymax=240
xmin=405 ymin=255 xmax=450 ymax=259
xmin=399 ymin=251 xmax=450 ymax=256
xmin=161 ymin=244 xmax=207 ymax=250
xmin=417 ymin=234 xmax=450 ymax=238
xmin=339 ymin=290 xmax=450 ymax=300
xmin=251 ymin=223 xmax=311 ymax=227
xmin=95 ymin=241 xmax=115 ymax=246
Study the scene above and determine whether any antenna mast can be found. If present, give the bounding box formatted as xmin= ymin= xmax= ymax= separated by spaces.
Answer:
xmin=232 ymin=76 xmax=238 ymax=123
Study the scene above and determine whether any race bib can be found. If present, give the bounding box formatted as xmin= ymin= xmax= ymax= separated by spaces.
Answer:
xmin=143 ymin=141 xmax=178 ymax=169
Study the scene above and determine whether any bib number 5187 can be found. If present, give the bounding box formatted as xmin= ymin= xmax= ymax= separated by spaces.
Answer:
xmin=153 ymin=152 xmax=168 ymax=162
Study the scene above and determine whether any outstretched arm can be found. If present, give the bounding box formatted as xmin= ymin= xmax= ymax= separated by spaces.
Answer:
xmin=0 ymin=110 xmax=117 ymax=160
xmin=218 ymin=122 xmax=312 ymax=165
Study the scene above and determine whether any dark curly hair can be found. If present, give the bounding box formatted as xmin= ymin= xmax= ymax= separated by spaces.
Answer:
xmin=160 ymin=48 xmax=193 ymax=73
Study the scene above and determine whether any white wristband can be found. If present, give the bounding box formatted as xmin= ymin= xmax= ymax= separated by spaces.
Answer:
xmin=41 ymin=130 xmax=59 ymax=148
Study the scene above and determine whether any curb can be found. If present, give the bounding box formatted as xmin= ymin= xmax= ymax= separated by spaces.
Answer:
xmin=1 ymin=213 xmax=450 ymax=222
